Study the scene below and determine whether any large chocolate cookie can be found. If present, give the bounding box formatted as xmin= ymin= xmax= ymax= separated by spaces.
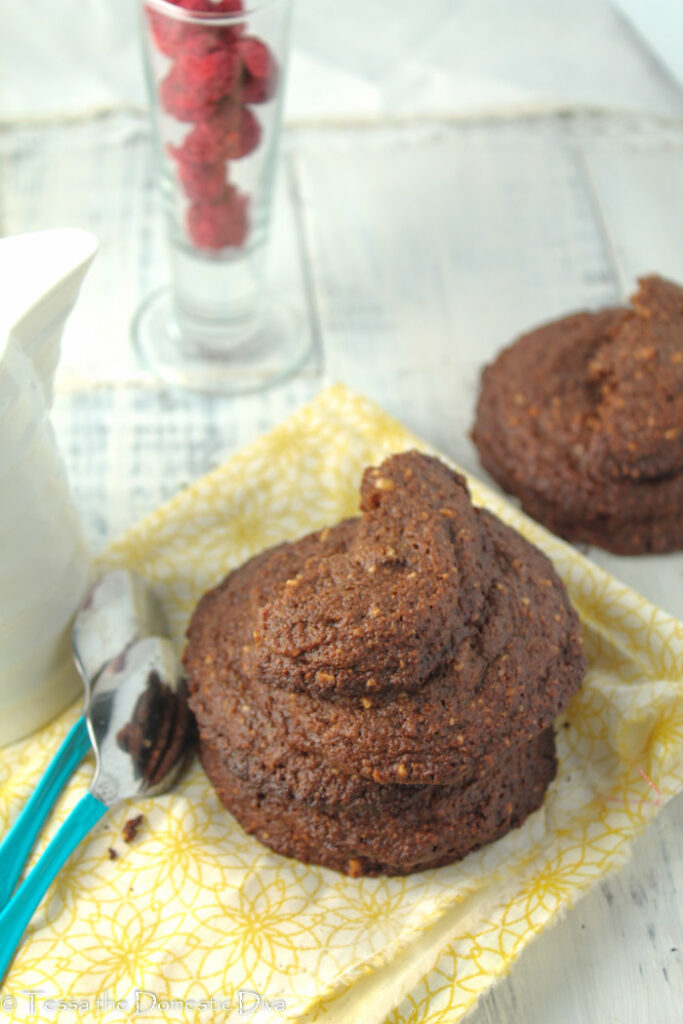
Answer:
xmin=472 ymin=276 xmax=683 ymax=554
xmin=185 ymin=451 xmax=585 ymax=875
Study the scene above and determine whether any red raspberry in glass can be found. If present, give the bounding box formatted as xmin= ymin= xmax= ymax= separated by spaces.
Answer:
xmin=237 ymin=36 xmax=278 ymax=103
xmin=168 ymin=122 xmax=227 ymax=165
xmin=159 ymin=70 xmax=213 ymax=122
xmin=193 ymin=0 xmax=246 ymax=49
xmin=213 ymin=1 xmax=246 ymax=46
xmin=176 ymin=160 xmax=229 ymax=202
xmin=177 ymin=25 xmax=228 ymax=57
xmin=160 ymin=45 xmax=241 ymax=122
xmin=170 ymin=99 xmax=261 ymax=162
xmin=187 ymin=189 xmax=249 ymax=249
xmin=147 ymin=0 xmax=245 ymax=58
xmin=214 ymin=0 xmax=243 ymax=14
xmin=147 ymin=0 xmax=212 ymax=59
xmin=219 ymin=103 xmax=261 ymax=158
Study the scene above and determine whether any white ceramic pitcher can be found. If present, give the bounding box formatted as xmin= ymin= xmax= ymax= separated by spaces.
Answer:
xmin=0 ymin=229 xmax=97 ymax=747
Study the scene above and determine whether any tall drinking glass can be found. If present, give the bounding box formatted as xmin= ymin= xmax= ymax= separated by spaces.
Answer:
xmin=134 ymin=0 xmax=309 ymax=392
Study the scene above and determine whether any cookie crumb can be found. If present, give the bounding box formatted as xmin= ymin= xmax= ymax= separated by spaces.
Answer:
xmin=108 ymin=847 xmax=118 ymax=860
xmin=346 ymin=858 xmax=364 ymax=877
xmin=123 ymin=814 xmax=144 ymax=844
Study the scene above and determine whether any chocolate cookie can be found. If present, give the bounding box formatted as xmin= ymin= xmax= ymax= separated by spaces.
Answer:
xmin=472 ymin=276 xmax=683 ymax=554
xmin=185 ymin=451 xmax=585 ymax=875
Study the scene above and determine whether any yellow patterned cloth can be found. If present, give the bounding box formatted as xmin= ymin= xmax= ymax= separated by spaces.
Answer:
xmin=1 ymin=384 xmax=682 ymax=1024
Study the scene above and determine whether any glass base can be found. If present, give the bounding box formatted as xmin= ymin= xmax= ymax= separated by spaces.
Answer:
xmin=132 ymin=286 xmax=311 ymax=394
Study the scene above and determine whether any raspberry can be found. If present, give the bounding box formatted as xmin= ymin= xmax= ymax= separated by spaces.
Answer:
xmin=160 ymin=45 xmax=240 ymax=122
xmin=147 ymin=0 xmax=245 ymax=58
xmin=176 ymin=26 xmax=228 ymax=57
xmin=168 ymin=122 xmax=227 ymax=165
xmin=214 ymin=0 xmax=243 ymax=12
xmin=176 ymin=160 xmax=229 ymax=202
xmin=147 ymin=0 xmax=213 ymax=59
xmin=237 ymin=36 xmax=278 ymax=103
xmin=187 ymin=189 xmax=249 ymax=249
xmin=160 ymin=69 xmax=217 ymax=121
xmin=170 ymin=100 xmax=260 ymax=161
xmin=211 ymin=1 xmax=246 ymax=46
xmin=220 ymin=103 xmax=261 ymax=158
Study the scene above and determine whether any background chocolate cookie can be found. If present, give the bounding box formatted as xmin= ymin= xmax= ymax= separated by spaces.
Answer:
xmin=185 ymin=451 xmax=585 ymax=875
xmin=472 ymin=276 xmax=683 ymax=554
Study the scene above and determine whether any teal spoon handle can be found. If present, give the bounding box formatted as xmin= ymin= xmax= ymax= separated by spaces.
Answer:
xmin=0 ymin=790 xmax=106 ymax=982
xmin=0 ymin=716 xmax=91 ymax=909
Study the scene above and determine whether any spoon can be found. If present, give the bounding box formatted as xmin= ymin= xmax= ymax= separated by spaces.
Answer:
xmin=0 ymin=635 xmax=190 ymax=981
xmin=0 ymin=569 xmax=163 ymax=909
xmin=73 ymin=568 xmax=165 ymax=687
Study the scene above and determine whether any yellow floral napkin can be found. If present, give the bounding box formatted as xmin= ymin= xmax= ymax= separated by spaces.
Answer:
xmin=1 ymin=384 xmax=682 ymax=1024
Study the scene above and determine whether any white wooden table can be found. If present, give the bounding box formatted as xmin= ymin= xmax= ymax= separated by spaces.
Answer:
xmin=2 ymin=102 xmax=683 ymax=1023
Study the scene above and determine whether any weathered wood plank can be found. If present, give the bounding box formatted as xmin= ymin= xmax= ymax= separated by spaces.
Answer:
xmin=294 ymin=118 xmax=619 ymax=466
xmin=581 ymin=117 xmax=683 ymax=293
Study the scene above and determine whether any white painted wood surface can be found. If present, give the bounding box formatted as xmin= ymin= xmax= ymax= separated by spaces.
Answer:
xmin=4 ymin=0 xmax=683 ymax=122
xmin=2 ymin=108 xmax=682 ymax=1022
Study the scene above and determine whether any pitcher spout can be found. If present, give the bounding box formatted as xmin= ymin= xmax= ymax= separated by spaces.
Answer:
xmin=0 ymin=229 xmax=97 ymax=404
